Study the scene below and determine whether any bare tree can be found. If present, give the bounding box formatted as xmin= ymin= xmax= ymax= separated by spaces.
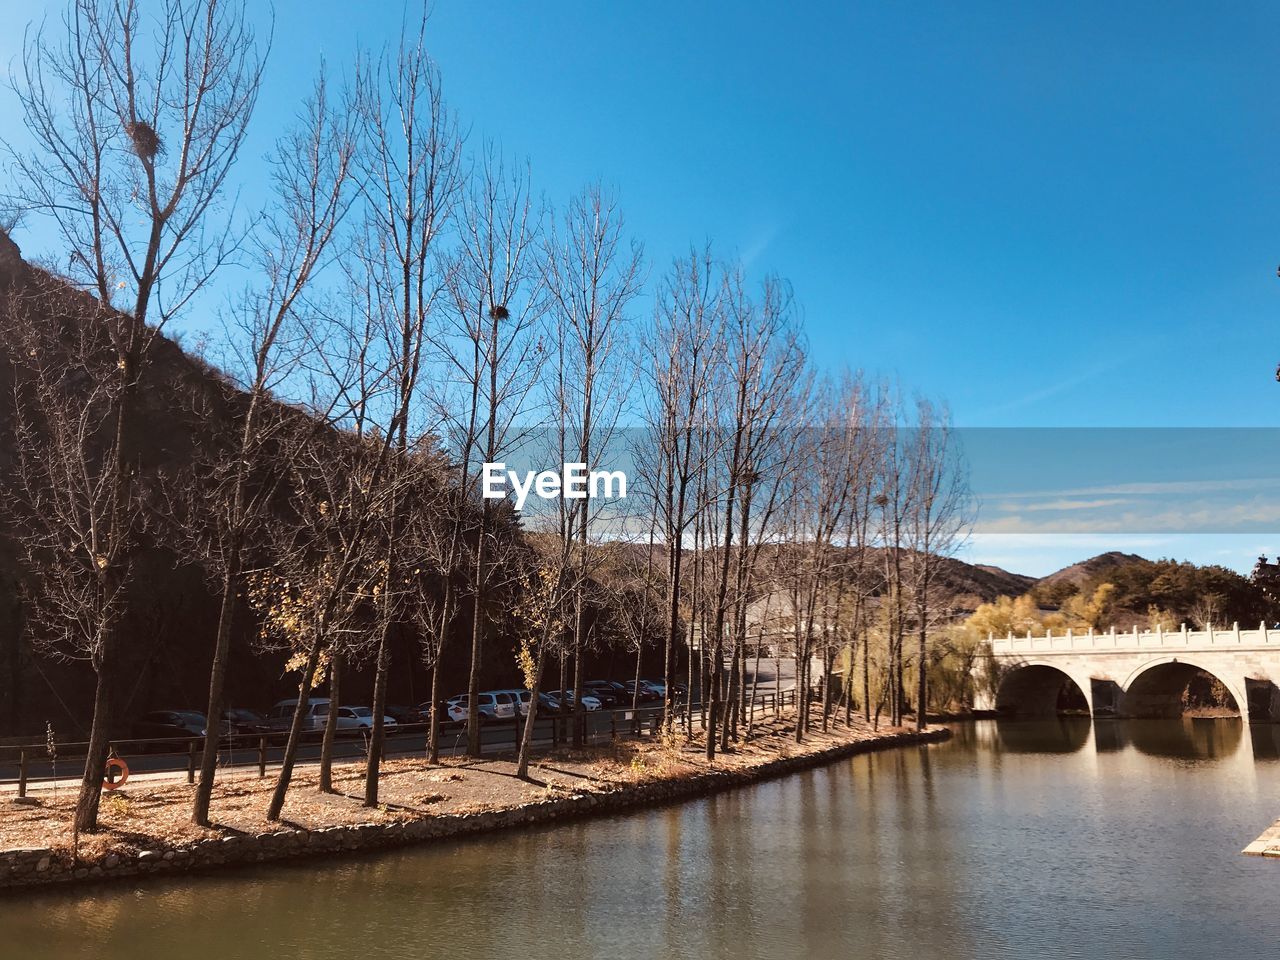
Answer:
xmin=704 ymin=271 xmax=806 ymax=759
xmin=184 ymin=68 xmax=356 ymax=826
xmin=541 ymin=184 xmax=643 ymax=747
xmin=640 ymin=246 xmax=724 ymax=731
xmin=904 ymin=397 xmax=969 ymax=731
xmin=511 ymin=533 xmax=579 ymax=780
xmin=435 ymin=146 xmax=546 ymax=759
xmin=354 ymin=16 xmax=462 ymax=803
xmin=256 ymin=291 xmax=409 ymax=820
xmin=2 ymin=0 xmax=262 ymax=831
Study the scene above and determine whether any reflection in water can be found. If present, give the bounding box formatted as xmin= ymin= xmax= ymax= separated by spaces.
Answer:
xmin=1248 ymin=723 xmax=1280 ymax=761
xmin=1119 ymin=717 xmax=1243 ymax=760
xmin=4 ymin=721 xmax=1280 ymax=960
xmin=993 ymin=716 xmax=1091 ymax=754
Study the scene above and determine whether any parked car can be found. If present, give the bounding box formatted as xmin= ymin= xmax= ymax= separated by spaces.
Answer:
xmin=501 ymin=689 xmax=566 ymax=717
xmin=217 ymin=708 xmax=269 ymax=737
xmin=583 ymin=681 xmax=625 ymax=708
xmin=641 ymin=678 xmax=688 ymax=700
xmin=268 ymin=698 xmax=331 ymax=733
xmin=444 ymin=695 xmax=469 ymax=723
xmin=624 ymin=681 xmax=662 ymax=704
xmin=551 ymin=689 xmax=602 ymax=711
xmin=492 ymin=689 xmax=527 ymax=717
xmin=132 ymin=710 xmax=207 ymax=745
xmin=492 ymin=689 xmax=540 ymax=718
xmin=384 ymin=704 xmax=423 ymax=725
xmin=445 ymin=692 xmax=516 ymax=723
xmin=537 ymin=691 xmax=563 ymax=714
xmin=336 ymin=706 xmax=398 ymax=732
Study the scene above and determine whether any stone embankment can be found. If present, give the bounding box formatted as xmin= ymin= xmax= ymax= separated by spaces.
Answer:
xmin=1 ymin=726 xmax=949 ymax=891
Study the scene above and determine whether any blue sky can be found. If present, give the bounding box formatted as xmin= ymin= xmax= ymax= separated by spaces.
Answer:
xmin=3 ymin=1 xmax=1278 ymax=576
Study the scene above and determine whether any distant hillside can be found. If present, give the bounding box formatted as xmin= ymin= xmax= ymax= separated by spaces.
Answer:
xmin=0 ymin=230 xmax=612 ymax=737
xmin=1036 ymin=552 xmax=1147 ymax=592
xmin=931 ymin=557 xmax=1036 ymax=613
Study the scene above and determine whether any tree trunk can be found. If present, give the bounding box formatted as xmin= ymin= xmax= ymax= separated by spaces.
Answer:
xmin=267 ymin=636 xmax=323 ymax=821
xmin=319 ymin=655 xmax=341 ymax=793
xmin=364 ymin=621 xmax=391 ymax=805
xmin=73 ymin=657 xmax=115 ymax=833
xmin=465 ymin=528 xmax=488 ymax=757
xmin=427 ymin=656 xmax=443 ymax=764
xmin=916 ymin=619 xmax=928 ymax=732
xmin=193 ymin=564 xmax=238 ymax=825
xmin=821 ymin=647 xmax=833 ymax=732
xmin=516 ymin=633 xmax=552 ymax=779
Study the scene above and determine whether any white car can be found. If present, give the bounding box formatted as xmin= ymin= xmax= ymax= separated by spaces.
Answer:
xmin=496 ymin=689 xmax=535 ymax=717
xmin=551 ymin=689 xmax=602 ymax=711
xmin=446 ymin=692 xmax=516 ymax=723
xmin=335 ymin=706 xmax=397 ymax=731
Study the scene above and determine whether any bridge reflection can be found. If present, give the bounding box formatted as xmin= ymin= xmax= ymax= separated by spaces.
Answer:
xmin=975 ymin=717 xmax=1272 ymax=762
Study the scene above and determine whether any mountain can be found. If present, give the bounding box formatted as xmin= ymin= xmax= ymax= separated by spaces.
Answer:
xmin=0 ymin=230 xmax=539 ymax=737
xmin=931 ymin=557 xmax=1037 ymax=613
xmin=1035 ymin=552 xmax=1148 ymax=592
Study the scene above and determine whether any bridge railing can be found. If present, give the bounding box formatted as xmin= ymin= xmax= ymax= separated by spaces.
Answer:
xmin=988 ymin=622 xmax=1280 ymax=654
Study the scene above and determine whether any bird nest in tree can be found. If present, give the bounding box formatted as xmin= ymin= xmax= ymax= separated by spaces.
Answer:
xmin=489 ymin=303 xmax=510 ymax=321
xmin=124 ymin=121 xmax=162 ymax=160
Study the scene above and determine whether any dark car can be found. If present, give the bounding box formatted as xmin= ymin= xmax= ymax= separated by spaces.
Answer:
xmin=384 ymin=704 xmax=423 ymax=725
xmin=132 ymin=710 xmax=207 ymax=747
xmin=583 ymin=681 xmax=625 ymax=708
xmin=624 ymin=681 xmax=662 ymax=704
xmin=218 ymin=708 xmax=269 ymax=738
xmin=537 ymin=691 xmax=563 ymax=714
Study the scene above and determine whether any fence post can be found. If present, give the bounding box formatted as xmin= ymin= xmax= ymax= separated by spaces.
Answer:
xmin=610 ymin=713 xmax=617 ymax=740
xmin=187 ymin=739 xmax=197 ymax=784
xmin=18 ymin=750 xmax=27 ymax=799
xmin=258 ymin=736 xmax=267 ymax=778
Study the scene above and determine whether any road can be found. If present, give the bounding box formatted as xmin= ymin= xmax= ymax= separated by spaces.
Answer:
xmin=1 ymin=655 xmax=811 ymax=791
xmin=0 ymin=708 xmax=669 ymax=791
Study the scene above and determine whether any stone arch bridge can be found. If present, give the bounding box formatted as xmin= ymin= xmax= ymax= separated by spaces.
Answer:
xmin=973 ymin=624 xmax=1280 ymax=720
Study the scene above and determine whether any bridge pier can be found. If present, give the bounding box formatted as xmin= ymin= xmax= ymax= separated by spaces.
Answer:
xmin=1246 ymin=677 xmax=1280 ymax=722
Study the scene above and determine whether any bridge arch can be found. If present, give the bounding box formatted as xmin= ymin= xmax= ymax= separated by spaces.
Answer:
xmin=995 ymin=661 xmax=1092 ymax=717
xmin=1120 ymin=657 xmax=1244 ymax=719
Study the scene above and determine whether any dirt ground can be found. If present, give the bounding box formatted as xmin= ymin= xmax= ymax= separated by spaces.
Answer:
xmin=2 ymin=714 xmax=909 ymax=864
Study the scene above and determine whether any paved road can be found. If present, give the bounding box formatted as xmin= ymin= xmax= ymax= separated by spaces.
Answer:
xmin=1 ymin=655 xmax=810 ymax=791
xmin=0 ymin=709 xmax=669 ymax=791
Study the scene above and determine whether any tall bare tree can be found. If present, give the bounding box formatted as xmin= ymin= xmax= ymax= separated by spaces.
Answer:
xmin=704 ymin=272 xmax=805 ymax=759
xmin=185 ymin=68 xmax=356 ymax=826
xmin=436 ymin=147 xmax=546 ymax=758
xmin=355 ymin=16 xmax=462 ymax=803
xmin=904 ymin=397 xmax=968 ymax=730
xmin=2 ymin=0 xmax=262 ymax=831
xmin=541 ymin=184 xmax=642 ymax=747
xmin=640 ymin=246 xmax=724 ymax=731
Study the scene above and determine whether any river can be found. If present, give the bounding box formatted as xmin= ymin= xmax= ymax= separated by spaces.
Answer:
xmin=4 ymin=719 xmax=1280 ymax=959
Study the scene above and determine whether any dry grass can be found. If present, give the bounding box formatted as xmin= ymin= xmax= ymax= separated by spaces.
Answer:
xmin=1 ymin=714 xmax=906 ymax=865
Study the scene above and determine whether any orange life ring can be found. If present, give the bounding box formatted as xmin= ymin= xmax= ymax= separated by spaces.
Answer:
xmin=103 ymin=756 xmax=130 ymax=790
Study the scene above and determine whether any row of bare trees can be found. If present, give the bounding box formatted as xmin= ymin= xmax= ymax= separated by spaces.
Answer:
xmin=632 ymin=261 xmax=969 ymax=759
xmin=1 ymin=0 xmax=968 ymax=834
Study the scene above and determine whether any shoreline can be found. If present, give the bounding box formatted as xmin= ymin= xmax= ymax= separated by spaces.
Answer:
xmin=1 ymin=722 xmax=950 ymax=892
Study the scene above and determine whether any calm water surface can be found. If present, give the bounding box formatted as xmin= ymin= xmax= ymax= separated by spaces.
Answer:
xmin=5 ymin=719 xmax=1280 ymax=960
